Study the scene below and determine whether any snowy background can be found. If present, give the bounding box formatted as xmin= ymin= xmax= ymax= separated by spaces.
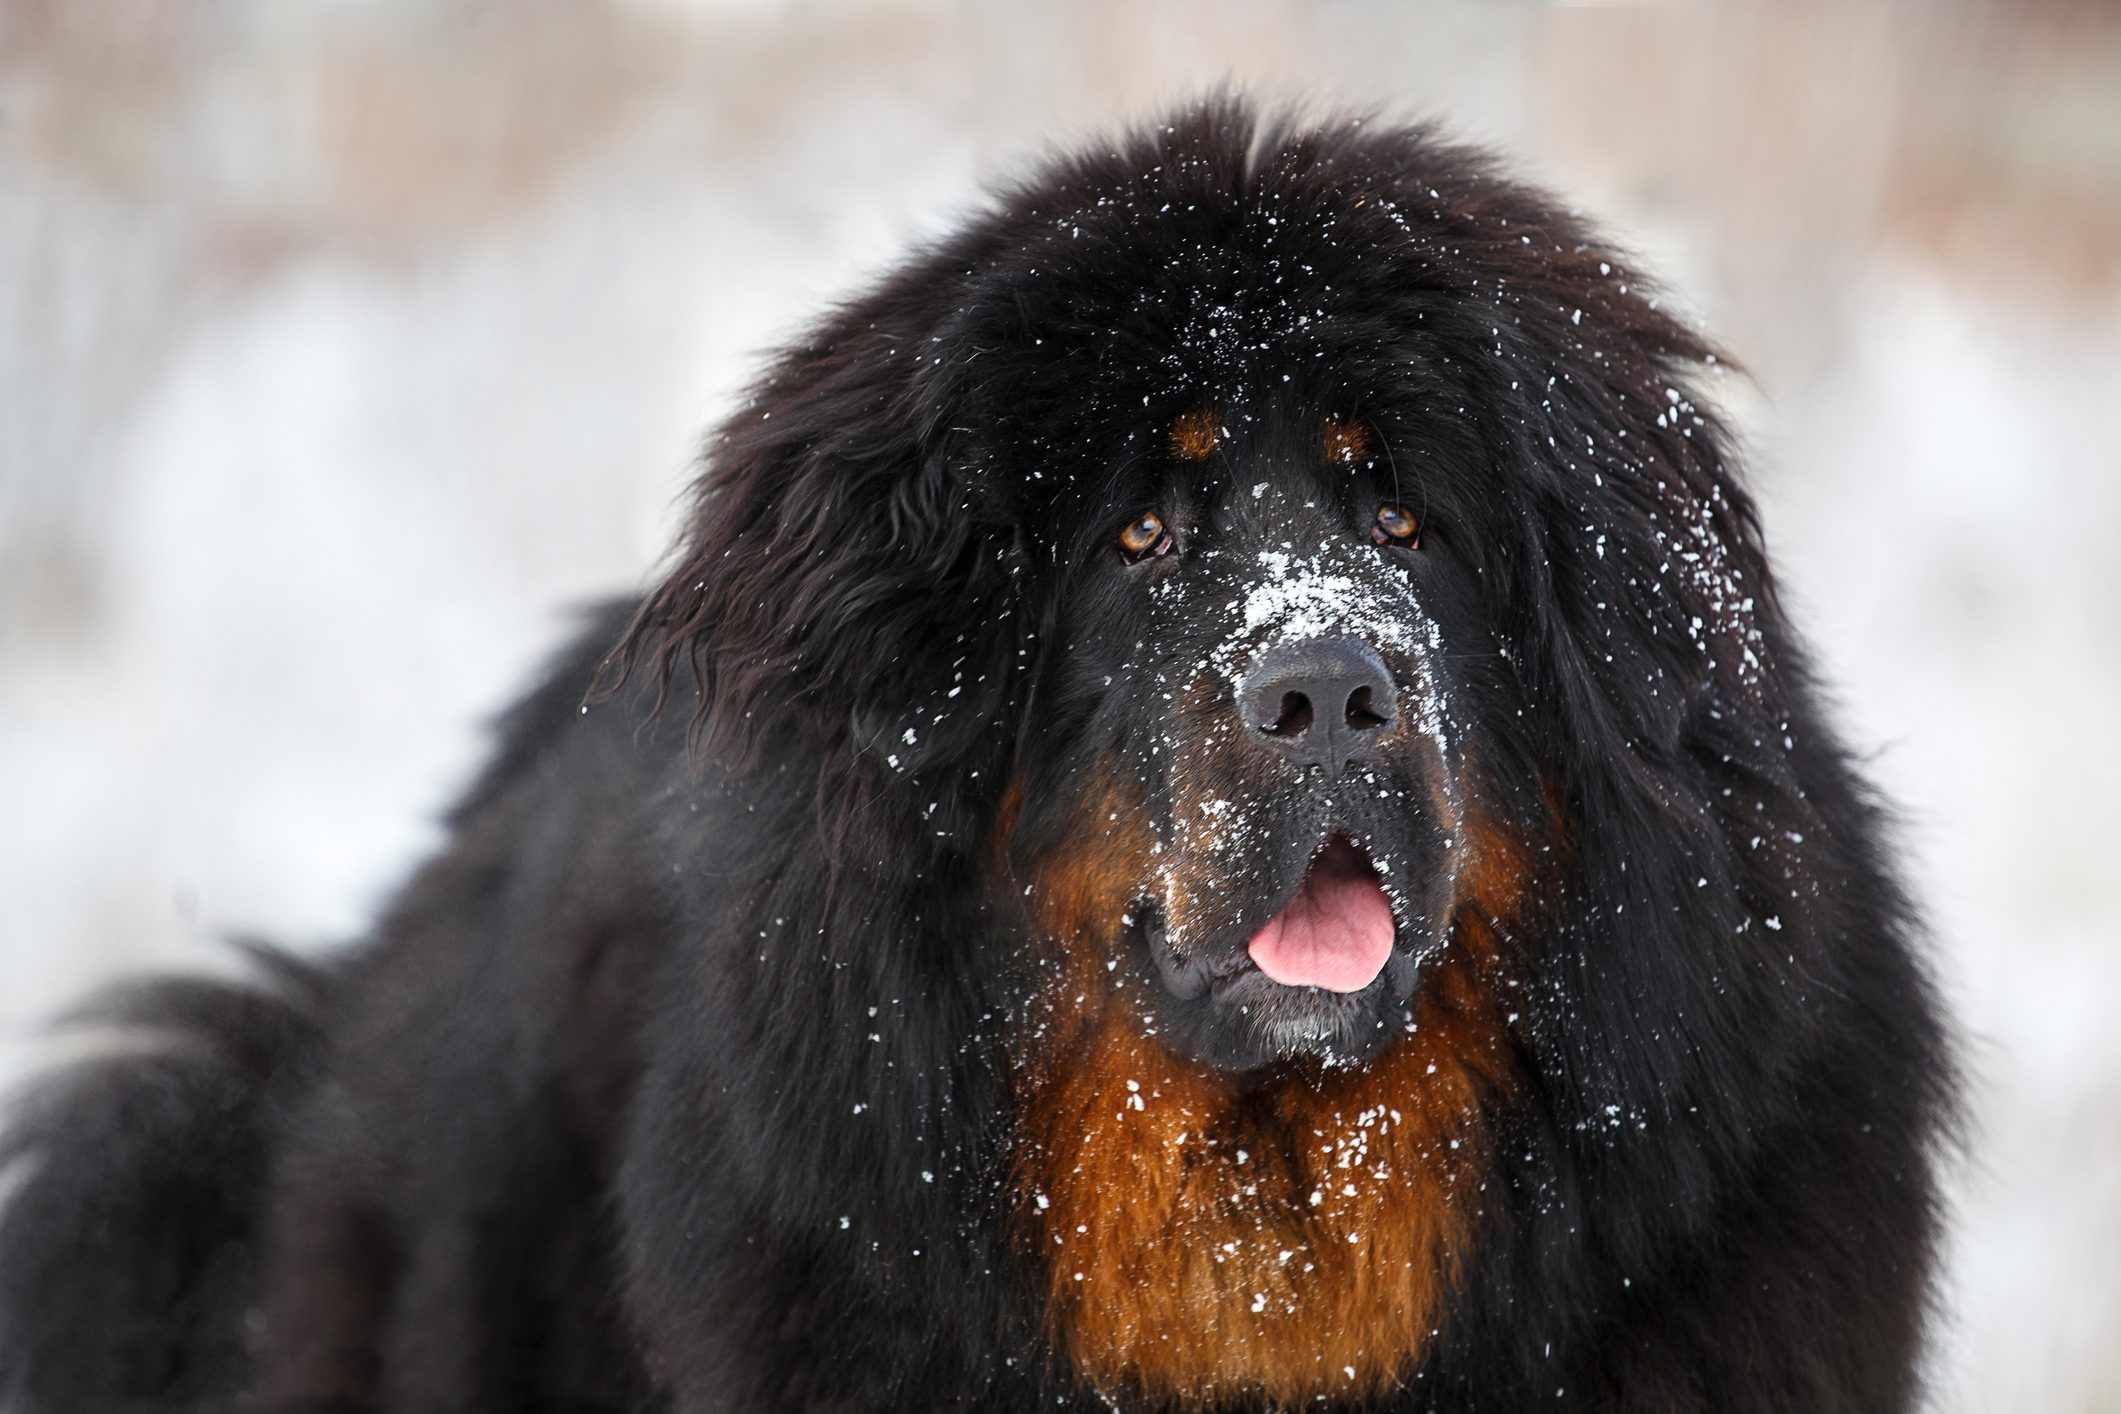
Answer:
xmin=3 ymin=1 xmax=2117 ymax=1408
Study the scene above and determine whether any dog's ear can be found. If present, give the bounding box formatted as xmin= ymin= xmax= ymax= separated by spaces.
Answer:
xmin=1527 ymin=393 xmax=1771 ymax=780
xmin=1385 ymin=148 xmax=1780 ymax=777
xmin=600 ymin=326 xmax=1029 ymax=779
xmin=1488 ymin=284 xmax=1773 ymax=776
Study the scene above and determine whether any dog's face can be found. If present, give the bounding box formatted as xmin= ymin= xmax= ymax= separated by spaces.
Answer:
xmin=1032 ymin=408 xmax=1480 ymax=1072
xmin=940 ymin=167 xmax=1541 ymax=1076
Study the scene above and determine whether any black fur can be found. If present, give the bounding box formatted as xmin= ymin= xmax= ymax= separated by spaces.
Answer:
xmin=1 ymin=102 xmax=1953 ymax=1413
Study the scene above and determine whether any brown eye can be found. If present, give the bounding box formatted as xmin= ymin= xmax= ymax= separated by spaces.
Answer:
xmin=1373 ymin=503 xmax=1420 ymax=546
xmin=1118 ymin=511 xmax=1171 ymax=562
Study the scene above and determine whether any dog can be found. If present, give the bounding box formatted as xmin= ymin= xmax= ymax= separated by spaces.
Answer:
xmin=0 ymin=100 xmax=1954 ymax=1413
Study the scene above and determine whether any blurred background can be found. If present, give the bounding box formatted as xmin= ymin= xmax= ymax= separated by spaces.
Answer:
xmin=2 ymin=0 xmax=2116 ymax=1407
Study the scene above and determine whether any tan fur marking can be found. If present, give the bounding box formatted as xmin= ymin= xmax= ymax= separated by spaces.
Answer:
xmin=1016 ymin=803 xmax=1542 ymax=1403
xmin=1022 ymin=771 xmax=1159 ymax=992
xmin=1168 ymin=409 xmax=1223 ymax=461
xmin=991 ymin=773 xmax=1028 ymax=868
xmin=1322 ymin=417 xmax=1372 ymax=465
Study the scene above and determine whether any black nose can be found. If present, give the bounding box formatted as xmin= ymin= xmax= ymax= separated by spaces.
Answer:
xmin=1237 ymin=637 xmax=1399 ymax=774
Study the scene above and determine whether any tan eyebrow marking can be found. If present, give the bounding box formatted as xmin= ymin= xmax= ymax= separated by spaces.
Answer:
xmin=1322 ymin=417 xmax=1371 ymax=465
xmin=1168 ymin=408 xmax=1222 ymax=461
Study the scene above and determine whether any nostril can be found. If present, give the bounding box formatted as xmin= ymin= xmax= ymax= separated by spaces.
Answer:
xmin=1237 ymin=638 xmax=1397 ymax=767
xmin=1345 ymin=684 xmax=1389 ymax=732
xmin=1263 ymin=690 xmax=1314 ymax=737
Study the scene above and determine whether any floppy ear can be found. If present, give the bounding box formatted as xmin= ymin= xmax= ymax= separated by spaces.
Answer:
xmin=1405 ymin=184 xmax=1779 ymax=779
xmin=601 ymin=329 xmax=1030 ymax=780
xmin=1504 ymin=305 xmax=1773 ymax=772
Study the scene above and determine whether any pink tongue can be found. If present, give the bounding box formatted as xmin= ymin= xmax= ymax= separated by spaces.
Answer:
xmin=1246 ymin=842 xmax=1396 ymax=993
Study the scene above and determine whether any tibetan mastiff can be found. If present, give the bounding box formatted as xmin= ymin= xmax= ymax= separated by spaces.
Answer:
xmin=0 ymin=102 xmax=1953 ymax=1413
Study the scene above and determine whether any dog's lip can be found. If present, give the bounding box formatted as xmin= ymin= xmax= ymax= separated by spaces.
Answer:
xmin=1141 ymin=832 xmax=1420 ymax=1002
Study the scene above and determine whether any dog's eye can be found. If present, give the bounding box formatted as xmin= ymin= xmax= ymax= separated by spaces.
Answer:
xmin=1118 ymin=511 xmax=1173 ymax=563
xmin=1372 ymin=503 xmax=1420 ymax=547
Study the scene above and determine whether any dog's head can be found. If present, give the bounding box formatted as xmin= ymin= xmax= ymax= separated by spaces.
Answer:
xmin=1000 ymin=404 xmax=1478 ymax=1072
xmin=609 ymin=102 xmax=1771 ymax=1079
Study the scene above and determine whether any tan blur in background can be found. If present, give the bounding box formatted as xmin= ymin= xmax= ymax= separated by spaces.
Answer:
xmin=2 ymin=2 xmax=2118 ymax=1408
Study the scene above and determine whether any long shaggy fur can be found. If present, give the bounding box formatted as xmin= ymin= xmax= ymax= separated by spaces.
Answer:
xmin=0 ymin=101 xmax=1953 ymax=1413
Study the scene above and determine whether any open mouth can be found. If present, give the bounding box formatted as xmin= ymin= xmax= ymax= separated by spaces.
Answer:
xmin=1144 ymin=834 xmax=1402 ymax=1004
xmin=1245 ymin=837 xmax=1396 ymax=992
